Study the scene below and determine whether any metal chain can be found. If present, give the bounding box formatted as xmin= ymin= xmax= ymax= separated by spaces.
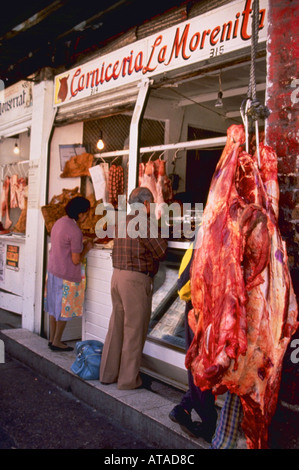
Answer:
xmin=240 ymin=0 xmax=269 ymax=165
xmin=248 ymin=0 xmax=259 ymax=102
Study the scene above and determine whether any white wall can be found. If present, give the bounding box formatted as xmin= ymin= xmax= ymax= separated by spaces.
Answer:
xmin=0 ymin=132 xmax=30 ymax=164
xmin=48 ymin=122 xmax=83 ymax=201
xmin=22 ymin=80 xmax=56 ymax=333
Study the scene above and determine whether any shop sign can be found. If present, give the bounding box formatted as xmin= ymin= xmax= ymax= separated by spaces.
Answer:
xmin=54 ymin=0 xmax=267 ymax=107
xmin=0 ymin=79 xmax=33 ymax=125
xmin=6 ymin=244 xmax=20 ymax=271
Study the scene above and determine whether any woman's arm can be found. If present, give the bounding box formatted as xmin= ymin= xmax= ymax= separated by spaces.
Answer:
xmin=71 ymin=239 xmax=94 ymax=265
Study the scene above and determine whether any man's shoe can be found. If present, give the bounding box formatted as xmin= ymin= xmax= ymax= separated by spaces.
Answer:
xmin=169 ymin=405 xmax=199 ymax=438
xmin=192 ymin=422 xmax=215 ymax=443
xmin=50 ymin=344 xmax=74 ymax=352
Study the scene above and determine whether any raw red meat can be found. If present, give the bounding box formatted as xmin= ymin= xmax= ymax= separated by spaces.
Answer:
xmin=185 ymin=124 xmax=298 ymax=449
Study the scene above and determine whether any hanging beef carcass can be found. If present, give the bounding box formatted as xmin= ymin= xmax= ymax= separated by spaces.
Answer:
xmin=185 ymin=124 xmax=298 ymax=449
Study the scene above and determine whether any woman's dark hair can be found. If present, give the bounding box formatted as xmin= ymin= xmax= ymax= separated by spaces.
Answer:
xmin=65 ymin=196 xmax=90 ymax=220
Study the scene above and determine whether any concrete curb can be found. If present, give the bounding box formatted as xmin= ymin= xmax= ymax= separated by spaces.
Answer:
xmin=0 ymin=328 xmax=208 ymax=450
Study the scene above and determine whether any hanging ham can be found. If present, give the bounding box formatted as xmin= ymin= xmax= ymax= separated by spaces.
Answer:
xmin=185 ymin=124 xmax=298 ymax=449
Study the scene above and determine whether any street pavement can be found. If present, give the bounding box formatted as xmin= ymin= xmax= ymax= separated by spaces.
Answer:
xmin=1 ymin=353 xmax=298 ymax=452
xmin=0 ymin=354 xmax=158 ymax=450
xmin=0 ymin=310 xmax=298 ymax=452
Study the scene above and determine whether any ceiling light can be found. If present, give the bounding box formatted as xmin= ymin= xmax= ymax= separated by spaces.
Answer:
xmin=13 ymin=142 xmax=20 ymax=155
xmin=215 ymin=91 xmax=223 ymax=108
xmin=96 ymin=131 xmax=104 ymax=151
xmin=215 ymin=73 xmax=223 ymax=108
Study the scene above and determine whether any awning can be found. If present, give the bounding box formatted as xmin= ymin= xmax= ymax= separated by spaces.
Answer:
xmin=54 ymin=81 xmax=141 ymax=125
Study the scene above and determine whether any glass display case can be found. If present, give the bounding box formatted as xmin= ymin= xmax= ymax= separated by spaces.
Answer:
xmin=148 ymin=247 xmax=188 ymax=352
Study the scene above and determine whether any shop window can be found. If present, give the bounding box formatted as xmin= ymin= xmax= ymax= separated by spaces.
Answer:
xmin=0 ymin=162 xmax=29 ymax=234
xmin=83 ymin=114 xmax=165 ymax=155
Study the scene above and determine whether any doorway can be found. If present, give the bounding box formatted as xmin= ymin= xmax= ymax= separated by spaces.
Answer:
xmin=185 ymin=126 xmax=224 ymax=207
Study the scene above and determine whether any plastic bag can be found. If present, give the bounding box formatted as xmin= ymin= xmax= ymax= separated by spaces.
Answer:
xmin=70 ymin=340 xmax=103 ymax=380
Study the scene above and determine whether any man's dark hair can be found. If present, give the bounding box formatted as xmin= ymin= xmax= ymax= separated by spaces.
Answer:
xmin=129 ymin=187 xmax=154 ymax=205
xmin=65 ymin=196 xmax=90 ymax=220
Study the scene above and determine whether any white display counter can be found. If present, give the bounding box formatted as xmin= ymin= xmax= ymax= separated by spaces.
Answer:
xmin=83 ymin=246 xmax=188 ymax=389
xmin=83 ymin=247 xmax=113 ymax=343
xmin=0 ymin=234 xmax=26 ymax=315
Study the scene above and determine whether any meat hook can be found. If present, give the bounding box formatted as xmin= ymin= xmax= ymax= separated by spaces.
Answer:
xmin=240 ymin=97 xmax=250 ymax=153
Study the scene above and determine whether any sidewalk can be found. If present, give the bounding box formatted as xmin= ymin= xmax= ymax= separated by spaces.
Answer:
xmin=0 ymin=328 xmax=217 ymax=450
xmin=1 ymin=327 xmax=297 ymax=450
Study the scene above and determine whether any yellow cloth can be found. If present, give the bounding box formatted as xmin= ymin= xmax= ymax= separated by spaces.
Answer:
xmin=177 ymin=225 xmax=202 ymax=302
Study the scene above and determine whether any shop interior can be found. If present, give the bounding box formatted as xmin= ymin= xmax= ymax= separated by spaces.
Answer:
xmin=0 ymin=131 xmax=30 ymax=231
xmin=0 ymin=130 xmax=30 ymax=316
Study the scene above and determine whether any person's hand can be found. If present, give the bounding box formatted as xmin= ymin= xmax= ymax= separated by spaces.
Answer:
xmin=85 ymin=239 xmax=94 ymax=251
xmin=83 ymin=238 xmax=94 ymax=252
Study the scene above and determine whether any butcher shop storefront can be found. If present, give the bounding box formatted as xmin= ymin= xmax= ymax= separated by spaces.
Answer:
xmin=0 ymin=73 xmax=56 ymax=334
xmin=0 ymin=79 xmax=32 ymax=317
xmin=43 ymin=0 xmax=299 ymax=421
xmin=45 ymin=0 xmax=273 ymax=388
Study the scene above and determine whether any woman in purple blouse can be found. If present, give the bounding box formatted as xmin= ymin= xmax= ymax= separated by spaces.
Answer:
xmin=45 ymin=197 xmax=93 ymax=351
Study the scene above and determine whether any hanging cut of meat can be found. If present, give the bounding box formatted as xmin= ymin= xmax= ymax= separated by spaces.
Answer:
xmin=157 ymin=160 xmax=173 ymax=203
xmin=9 ymin=175 xmax=28 ymax=210
xmin=139 ymin=159 xmax=173 ymax=219
xmin=140 ymin=161 xmax=158 ymax=202
xmin=16 ymin=177 xmax=28 ymax=210
xmin=258 ymin=143 xmax=280 ymax=219
xmin=185 ymin=124 xmax=298 ymax=449
xmin=155 ymin=173 xmax=165 ymax=221
xmin=138 ymin=163 xmax=145 ymax=186
xmin=10 ymin=174 xmax=19 ymax=208
xmin=1 ymin=176 xmax=10 ymax=217
xmin=1 ymin=176 xmax=12 ymax=229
